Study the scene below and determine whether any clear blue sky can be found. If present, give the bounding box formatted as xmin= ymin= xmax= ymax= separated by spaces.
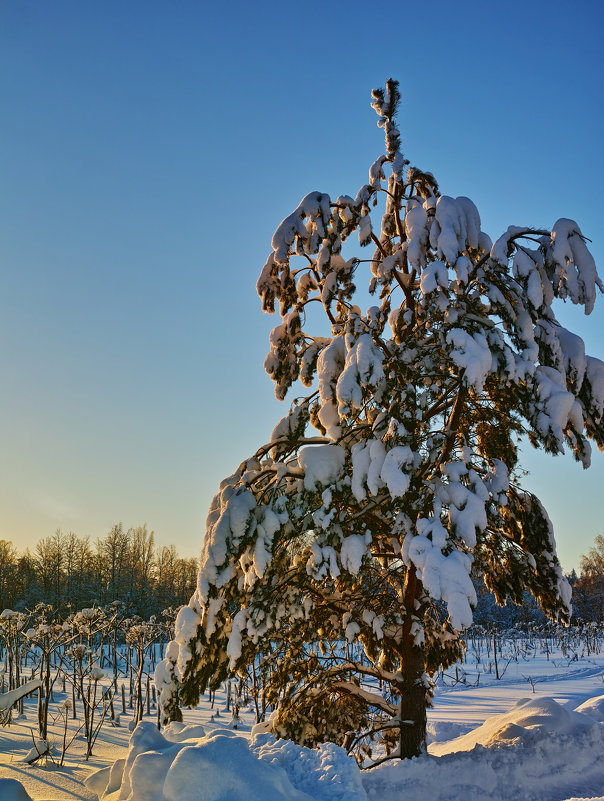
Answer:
xmin=1 ymin=0 xmax=603 ymax=572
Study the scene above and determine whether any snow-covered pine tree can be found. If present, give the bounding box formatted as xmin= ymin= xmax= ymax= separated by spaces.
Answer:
xmin=158 ymin=80 xmax=604 ymax=761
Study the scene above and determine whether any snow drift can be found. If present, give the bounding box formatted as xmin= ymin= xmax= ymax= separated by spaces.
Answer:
xmin=574 ymin=693 xmax=604 ymax=723
xmin=365 ymin=697 xmax=604 ymax=801
xmin=0 ymin=779 xmax=33 ymax=801
xmin=95 ymin=696 xmax=604 ymax=801
xmin=92 ymin=721 xmax=364 ymax=801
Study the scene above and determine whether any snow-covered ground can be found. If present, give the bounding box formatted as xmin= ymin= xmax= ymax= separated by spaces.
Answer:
xmin=1 ymin=642 xmax=604 ymax=801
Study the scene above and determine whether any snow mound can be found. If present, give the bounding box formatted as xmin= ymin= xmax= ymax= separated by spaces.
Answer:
xmin=364 ymin=697 xmax=604 ymax=801
xmin=251 ymin=732 xmax=367 ymax=801
xmin=84 ymin=766 xmax=112 ymax=797
xmin=574 ymin=694 xmax=604 ymax=722
xmin=0 ymin=779 xmax=33 ymax=801
xmin=430 ymin=696 xmax=597 ymax=754
xmin=118 ymin=720 xmax=175 ymax=798
xmin=98 ymin=722 xmax=364 ymax=801
xmin=97 ymin=700 xmax=604 ymax=801
xmin=162 ymin=733 xmax=312 ymax=801
xmin=162 ymin=721 xmax=207 ymax=742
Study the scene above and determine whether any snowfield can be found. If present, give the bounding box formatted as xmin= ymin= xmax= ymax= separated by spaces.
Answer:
xmin=1 ymin=641 xmax=604 ymax=801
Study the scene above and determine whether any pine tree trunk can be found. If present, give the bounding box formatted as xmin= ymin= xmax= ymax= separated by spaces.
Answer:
xmin=397 ymin=565 xmax=428 ymax=759
xmin=397 ymin=642 xmax=427 ymax=759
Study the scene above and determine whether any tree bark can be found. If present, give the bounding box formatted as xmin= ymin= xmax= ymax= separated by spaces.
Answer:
xmin=397 ymin=642 xmax=427 ymax=758
xmin=397 ymin=565 xmax=428 ymax=759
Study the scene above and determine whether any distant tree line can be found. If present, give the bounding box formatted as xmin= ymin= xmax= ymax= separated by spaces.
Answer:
xmin=0 ymin=525 xmax=197 ymax=617
xmin=2 ymin=525 xmax=600 ymax=625
xmin=471 ymin=533 xmax=604 ymax=626
xmin=571 ymin=534 xmax=604 ymax=622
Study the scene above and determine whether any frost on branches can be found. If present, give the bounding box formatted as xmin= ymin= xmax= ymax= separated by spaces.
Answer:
xmin=158 ymin=80 xmax=604 ymax=762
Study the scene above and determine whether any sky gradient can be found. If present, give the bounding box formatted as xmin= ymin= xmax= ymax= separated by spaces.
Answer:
xmin=1 ymin=0 xmax=603 ymax=572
